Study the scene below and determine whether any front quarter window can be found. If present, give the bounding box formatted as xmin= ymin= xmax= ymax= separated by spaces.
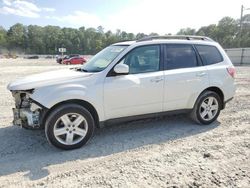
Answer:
xmin=81 ymin=45 xmax=127 ymax=72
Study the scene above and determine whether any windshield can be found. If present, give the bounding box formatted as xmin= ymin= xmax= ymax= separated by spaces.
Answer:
xmin=81 ymin=45 xmax=128 ymax=72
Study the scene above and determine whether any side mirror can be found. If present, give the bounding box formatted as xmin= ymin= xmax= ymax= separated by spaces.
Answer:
xmin=113 ymin=64 xmax=129 ymax=74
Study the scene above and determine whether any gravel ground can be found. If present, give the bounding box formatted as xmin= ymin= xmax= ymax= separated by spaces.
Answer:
xmin=0 ymin=59 xmax=249 ymax=188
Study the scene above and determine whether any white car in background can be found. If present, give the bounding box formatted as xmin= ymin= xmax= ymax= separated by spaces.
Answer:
xmin=7 ymin=36 xmax=236 ymax=150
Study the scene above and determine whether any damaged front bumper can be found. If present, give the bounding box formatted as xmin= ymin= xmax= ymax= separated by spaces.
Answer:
xmin=12 ymin=107 xmax=40 ymax=128
xmin=11 ymin=90 xmax=43 ymax=129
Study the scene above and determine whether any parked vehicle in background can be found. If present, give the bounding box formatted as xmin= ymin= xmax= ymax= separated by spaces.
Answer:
xmin=45 ymin=55 xmax=53 ymax=59
xmin=62 ymin=56 xmax=87 ymax=65
xmin=26 ymin=55 xmax=39 ymax=59
xmin=56 ymin=54 xmax=80 ymax=64
xmin=7 ymin=35 xmax=236 ymax=150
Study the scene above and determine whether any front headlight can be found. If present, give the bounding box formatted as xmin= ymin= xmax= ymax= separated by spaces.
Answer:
xmin=12 ymin=89 xmax=34 ymax=108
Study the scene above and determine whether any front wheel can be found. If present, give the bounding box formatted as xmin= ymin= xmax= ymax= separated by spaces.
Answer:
xmin=45 ymin=104 xmax=95 ymax=150
xmin=190 ymin=91 xmax=222 ymax=125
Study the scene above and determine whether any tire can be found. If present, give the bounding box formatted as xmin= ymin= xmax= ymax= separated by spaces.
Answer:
xmin=190 ymin=91 xmax=222 ymax=125
xmin=45 ymin=103 xmax=95 ymax=150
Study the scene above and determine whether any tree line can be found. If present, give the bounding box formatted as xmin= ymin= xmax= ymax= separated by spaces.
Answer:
xmin=0 ymin=16 xmax=249 ymax=55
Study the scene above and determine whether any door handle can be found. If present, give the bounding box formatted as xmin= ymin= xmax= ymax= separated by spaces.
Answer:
xmin=150 ymin=77 xmax=164 ymax=83
xmin=196 ymin=72 xmax=207 ymax=77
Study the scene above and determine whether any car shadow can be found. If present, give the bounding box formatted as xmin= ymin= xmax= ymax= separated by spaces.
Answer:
xmin=0 ymin=115 xmax=219 ymax=181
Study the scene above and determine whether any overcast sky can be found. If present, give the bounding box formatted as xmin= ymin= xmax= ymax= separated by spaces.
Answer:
xmin=0 ymin=0 xmax=250 ymax=34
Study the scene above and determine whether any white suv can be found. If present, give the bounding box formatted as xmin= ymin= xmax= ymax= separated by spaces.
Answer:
xmin=8 ymin=36 xmax=236 ymax=150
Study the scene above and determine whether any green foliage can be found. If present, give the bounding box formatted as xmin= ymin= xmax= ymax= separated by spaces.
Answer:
xmin=180 ymin=16 xmax=250 ymax=48
xmin=7 ymin=23 xmax=27 ymax=52
xmin=177 ymin=28 xmax=196 ymax=35
xmin=0 ymin=26 xmax=7 ymax=47
xmin=1 ymin=16 xmax=250 ymax=55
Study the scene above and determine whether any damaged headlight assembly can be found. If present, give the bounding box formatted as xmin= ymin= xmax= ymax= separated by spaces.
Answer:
xmin=11 ymin=89 xmax=43 ymax=129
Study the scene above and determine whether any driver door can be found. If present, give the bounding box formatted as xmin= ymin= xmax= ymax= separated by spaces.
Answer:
xmin=103 ymin=45 xmax=164 ymax=120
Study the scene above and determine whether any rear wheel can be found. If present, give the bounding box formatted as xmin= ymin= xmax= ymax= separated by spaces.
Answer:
xmin=191 ymin=91 xmax=222 ymax=125
xmin=45 ymin=104 xmax=95 ymax=150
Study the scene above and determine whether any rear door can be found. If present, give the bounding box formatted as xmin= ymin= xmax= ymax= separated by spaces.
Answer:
xmin=163 ymin=44 xmax=209 ymax=111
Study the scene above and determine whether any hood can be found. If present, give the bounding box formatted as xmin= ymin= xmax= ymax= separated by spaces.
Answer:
xmin=7 ymin=68 xmax=93 ymax=91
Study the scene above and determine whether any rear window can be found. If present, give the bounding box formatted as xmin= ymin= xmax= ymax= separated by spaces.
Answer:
xmin=195 ymin=45 xmax=223 ymax=65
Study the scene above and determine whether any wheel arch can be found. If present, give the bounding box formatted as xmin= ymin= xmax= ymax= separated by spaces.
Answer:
xmin=198 ymin=86 xmax=225 ymax=109
xmin=41 ymin=99 xmax=100 ymax=129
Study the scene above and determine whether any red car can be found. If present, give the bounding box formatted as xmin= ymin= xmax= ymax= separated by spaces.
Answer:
xmin=62 ymin=56 xmax=87 ymax=65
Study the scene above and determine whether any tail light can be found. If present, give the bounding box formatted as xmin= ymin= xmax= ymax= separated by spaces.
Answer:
xmin=227 ymin=67 xmax=236 ymax=78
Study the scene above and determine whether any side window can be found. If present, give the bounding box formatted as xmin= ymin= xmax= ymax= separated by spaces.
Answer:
xmin=120 ymin=45 xmax=160 ymax=74
xmin=195 ymin=45 xmax=223 ymax=65
xmin=165 ymin=44 xmax=198 ymax=70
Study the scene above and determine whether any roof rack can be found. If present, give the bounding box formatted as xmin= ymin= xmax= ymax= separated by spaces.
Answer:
xmin=137 ymin=35 xmax=214 ymax=42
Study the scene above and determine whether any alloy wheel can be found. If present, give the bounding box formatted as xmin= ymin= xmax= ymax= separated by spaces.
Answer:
xmin=199 ymin=96 xmax=219 ymax=121
xmin=53 ymin=113 xmax=88 ymax=145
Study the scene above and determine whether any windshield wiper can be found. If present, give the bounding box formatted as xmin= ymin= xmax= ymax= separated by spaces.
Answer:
xmin=72 ymin=67 xmax=88 ymax=72
xmin=81 ymin=68 xmax=88 ymax=72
